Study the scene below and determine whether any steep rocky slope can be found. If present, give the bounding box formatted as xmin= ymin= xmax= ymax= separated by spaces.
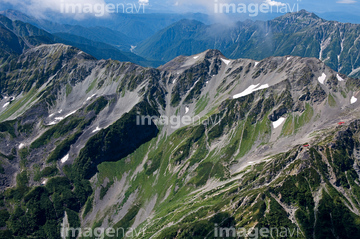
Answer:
xmin=0 ymin=44 xmax=360 ymax=238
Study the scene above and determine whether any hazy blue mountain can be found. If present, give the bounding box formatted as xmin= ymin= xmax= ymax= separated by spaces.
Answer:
xmin=0 ymin=9 xmax=137 ymax=51
xmin=0 ymin=9 xmax=212 ymax=43
xmin=0 ymin=14 xmax=55 ymax=61
xmin=54 ymin=25 xmax=136 ymax=51
xmin=52 ymin=32 xmax=163 ymax=67
xmin=48 ymin=12 xmax=212 ymax=41
xmin=0 ymin=14 xmax=163 ymax=67
xmin=0 ymin=9 xmax=67 ymax=33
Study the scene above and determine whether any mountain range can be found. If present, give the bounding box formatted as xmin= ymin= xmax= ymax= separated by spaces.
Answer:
xmin=0 ymin=9 xmax=360 ymax=239
xmin=0 ymin=12 xmax=162 ymax=68
xmin=136 ymin=10 xmax=360 ymax=78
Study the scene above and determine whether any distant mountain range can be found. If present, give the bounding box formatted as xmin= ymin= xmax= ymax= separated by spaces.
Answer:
xmin=136 ymin=10 xmax=360 ymax=78
xmin=2 ymin=9 xmax=360 ymax=77
xmin=0 ymin=9 xmax=211 ymax=43
xmin=0 ymin=14 xmax=163 ymax=67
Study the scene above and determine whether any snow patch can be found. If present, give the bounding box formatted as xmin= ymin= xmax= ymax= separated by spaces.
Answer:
xmin=49 ymin=113 xmax=55 ymax=118
xmin=272 ymin=117 xmax=286 ymax=129
xmin=18 ymin=143 xmax=25 ymax=149
xmin=318 ymin=73 xmax=327 ymax=84
xmin=58 ymin=109 xmax=63 ymax=113
xmin=61 ymin=154 xmax=69 ymax=163
xmin=185 ymin=107 xmax=189 ymax=114
xmin=351 ymin=96 xmax=357 ymax=104
xmin=221 ymin=58 xmax=231 ymax=65
xmin=64 ymin=110 xmax=77 ymax=118
xmin=193 ymin=55 xmax=199 ymax=59
xmin=233 ymin=84 xmax=269 ymax=99
xmin=254 ymin=62 xmax=259 ymax=67
xmin=42 ymin=179 xmax=47 ymax=185
xmin=47 ymin=121 xmax=57 ymax=126
xmin=55 ymin=117 xmax=64 ymax=121
xmin=86 ymin=94 xmax=96 ymax=101
xmin=48 ymin=112 xmax=73 ymax=125
xmin=2 ymin=102 xmax=9 ymax=108
xmin=287 ymin=57 xmax=292 ymax=61
xmin=257 ymin=84 xmax=269 ymax=90
xmin=336 ymin=74 xmax=344 ymax=82
xmin=92 ymin=126 xmax=101 ymax=133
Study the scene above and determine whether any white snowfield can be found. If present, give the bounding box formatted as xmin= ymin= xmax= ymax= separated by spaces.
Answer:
xmin=18 ymin=143 xmax=25 ymax=149
xmin=254 ymin=62 xmax=259 ymax=67
xmin=256 ymin=84 xmax=269 ymax=90
xmin=48 ymin=110 xmax=77 ymax=126
xmin=351 ymin=96 xmax=358 ymax=104
xmin=233 ymin=84 xmax=269 ymax=99
xmin=92 ymin=126 xmax=101 ymax=133
xmin=221 ymin=58 xmax=231 ymax=65
xmin=193 ymin=56 xmax=199 ymax=59
xmin=61 ymin=154 xmax=69 ymax=163
xmin=185 ymin=107 xmax=189 ymax=114
xmin=2 ymin=102 xmax=9 ymax=108
xmin=336 ymin=74 xmax=344 ymax=81
xmin=86 ymin=94 xmax=97 ymax=101
xmin=272 ymin=117 xmax=286 ymax=129
xmin=318 ymin=73 xmax=327 ymax=84
xmin=65 ymin=110 xmax=77 ymax=118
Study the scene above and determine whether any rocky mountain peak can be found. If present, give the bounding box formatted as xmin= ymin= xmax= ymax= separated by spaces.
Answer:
xmin=273 ymin=9 xmax=322 ymax=25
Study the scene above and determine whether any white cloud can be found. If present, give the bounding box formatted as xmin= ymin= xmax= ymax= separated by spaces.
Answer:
xmin=264 ymin=0 xmax=286 ymax=7
xmin=1 ymin=0 xmax=107 ymax=18
xmin=337 ymin=0 xmax=357 ymax=3
xmin=176 ymin=0 xmax=232 ymax=12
